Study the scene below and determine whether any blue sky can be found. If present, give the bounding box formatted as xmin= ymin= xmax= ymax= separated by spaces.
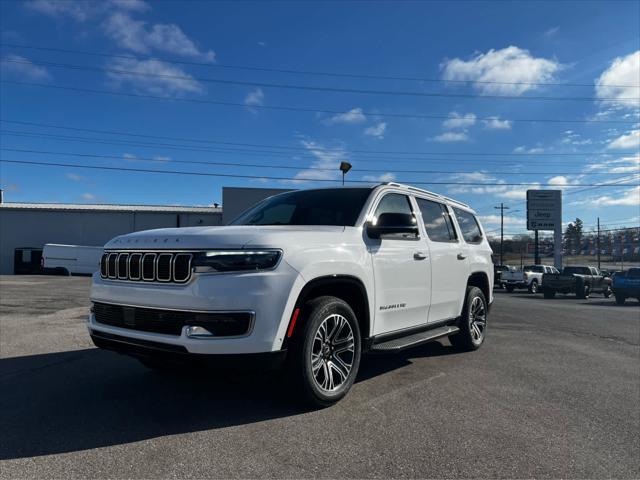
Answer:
xmin=1 ymin=0 xmax=638 ymax=235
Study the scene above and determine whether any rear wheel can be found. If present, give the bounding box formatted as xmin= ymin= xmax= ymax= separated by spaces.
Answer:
xmin=528 ymin=280 xmax=538 ymax=294
xmin=287 ymin=296 xmax=361 ymax=407
xmin=543 ymin=288 xmax=556 ymax=299
xmin=603 ymin=286 xmax=612 ymax=298
xmin=449 ymin=286 xmax=487 ymax=351
xmin=615 ymin=294 xmax=626 ymax=305
xmin=576 ymin=284 xmax=590 ymax=299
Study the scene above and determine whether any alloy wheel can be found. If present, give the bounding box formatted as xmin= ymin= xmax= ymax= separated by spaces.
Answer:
xmin=310 ymin=314 xmax=355 ymax=392
xmin=469 ymin=296 xmax=486 ymax=344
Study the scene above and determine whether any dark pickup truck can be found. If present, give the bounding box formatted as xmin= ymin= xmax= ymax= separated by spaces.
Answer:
xmin=612 ymin=268 xmax=640 ymax=305
xmin=542 ymin=266 xmax=612 ymax=299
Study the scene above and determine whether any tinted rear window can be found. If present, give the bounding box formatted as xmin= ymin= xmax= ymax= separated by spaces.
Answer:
xmin=627 ymin=268 xmax=640 ymax=278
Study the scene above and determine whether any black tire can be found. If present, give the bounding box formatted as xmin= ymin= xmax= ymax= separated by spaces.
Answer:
xmin=543 ymin=288 xmax=556 ymax=299
xmin=449 ymin=286 xmax=487 ymax=352
xmin=576 ymin=284 xmax=590 ymax=299
xmin=615 ymin=294 xmax=626 ymax=305
xmin=505 ymin=285 xmax=515 ymax=293
xmin=603 ymin=286 xmax=612 ymax=298
xmin=287 ymin=296 xmax=361 ymax=407
xmin=528 ymin=280 xmax=538 ymax=294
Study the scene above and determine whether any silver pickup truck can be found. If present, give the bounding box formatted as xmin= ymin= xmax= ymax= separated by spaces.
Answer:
xmin=501 ymin=264 xmax=559 ymax=294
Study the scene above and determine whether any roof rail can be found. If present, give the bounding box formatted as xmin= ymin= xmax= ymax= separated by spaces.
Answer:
xmin=379 ymin=182 xmax=470 ymax=209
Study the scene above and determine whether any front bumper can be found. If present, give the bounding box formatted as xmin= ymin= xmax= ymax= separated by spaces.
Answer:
xmin=90 ymin=329 xmax=287 ymax=370
xmin=89 ymin=261 xmax=303 ymax=354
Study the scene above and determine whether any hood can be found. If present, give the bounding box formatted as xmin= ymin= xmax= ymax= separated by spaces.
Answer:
xmin=104 ymin=225 xmax=349 ymax=250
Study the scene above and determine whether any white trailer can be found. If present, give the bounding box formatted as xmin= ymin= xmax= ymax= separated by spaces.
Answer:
xmin=42 ymin=244 xmax=103 ymax=276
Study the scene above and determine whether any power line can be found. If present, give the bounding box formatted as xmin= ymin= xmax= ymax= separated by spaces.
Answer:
xmin=1 ymin=147 xmax=629 ymax=176
xmin=3 ymin=42 xmax=639 ymax=89
xmin=3 ymin=81 xmax=637 ymax=126
xmin=3 ymin=58 xmax=639 ymax=103
xmin=0 ymin=130 xmax=627 ymax=168
xmin=1 ymin=123 xmax=636 ymax=158
xmin=1 ymin=158 xmax=637 ymax=187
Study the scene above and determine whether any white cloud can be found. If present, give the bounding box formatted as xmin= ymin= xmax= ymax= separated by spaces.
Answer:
xmin=590 ymin=186 xmax=640 ymax=206
xmin=431 ymin=131 xmax=469 ymax=143
xmin=364 ymin=122 xmax=387 ymax=139
xmin=608 ymin=129 xmax=640 ymax=150
xmin=482 ymin=116 xmax=512 ymax=130
xmin=292 ymin=141 xmax=345 ymax=182
xmin=441 ymin=46 xmax=561 ymax=95
xmin=478 ymin=214 xmax=526 ymax=226
xmin=65 ymin=173 xmax=85 ymax=182
xmin=543 ymin=26 xmax=560 ymax=38
xmin=363 ymin=172 xmax=395 ymax=183
xmin=324 ymin=108 xmax=367 ymax=125
xmin=26 ymin=0 xmax=148 ymax=21
xmin=514 ymin=145 xmax=544 ymax=154
xmin=244 ymin=88 xmax=264 ymax=107
xmin=81 ymin=193 xmax=97 ymax=201
xmin=0 ymin=54 xmax=51 ymax=81
xmin=104 ymin=12 xmax=215 ymax=61
xmin=548 ymin=175 xmax=569 ymax=186
xmin=107 ymin=57 xmax=204 ymax=96
xmin=595 ymin=51 xmax=640 ymax=110
xmin=443 ymin=111 xmax=476 ymax=129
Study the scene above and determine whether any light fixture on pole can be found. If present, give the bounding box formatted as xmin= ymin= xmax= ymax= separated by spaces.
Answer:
xmin=339 ymin=161 xmax=352 ymax=185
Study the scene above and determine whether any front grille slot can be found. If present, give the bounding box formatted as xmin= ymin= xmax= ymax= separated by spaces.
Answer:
xmin=142 ymin=253 xmax=156 ymax=281
xmin=129 ymin=253 xmax=142 ymax=280
xmin=117 ymin=253 xmax=129 ymax=279
xmin=156 ymin=254 xmax=172 ymax=282
xmin=107 ymin=253 xmax=118 ymax=279
xmin=93 ymin=302 xmax=253 ymax=337
xmin=100 ymin=251 xmax=193 ymax=284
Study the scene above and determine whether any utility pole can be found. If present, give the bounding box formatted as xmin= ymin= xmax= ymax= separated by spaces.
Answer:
xmin=534 ymin=230 xmax=540 ymax=265
xmin=596 ymin=217 xmax=601 ymax=270
xmin=495 ymin=203 xmax=509 ymax=266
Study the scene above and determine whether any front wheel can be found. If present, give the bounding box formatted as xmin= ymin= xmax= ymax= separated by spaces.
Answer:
xmin=603 ymin=286 xmax=612 ymax=298
xmin=544 ymin=288 xmax=556 ymax=299
xmin=287 ymin=296 xmax=361 ymax=407
xmin=449 ymin=286 xmax=487 ymax=351
xmin=528 ymin=280 xmax=538 ymax=294
xmin=615 ymin=294 xmax=626 ymax=305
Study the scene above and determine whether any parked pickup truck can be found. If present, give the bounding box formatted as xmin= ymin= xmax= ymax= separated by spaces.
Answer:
xmin=542 ymin=266 xmax=612 ymax=299
xmin=89 ymin=183 xmax=493 ymax=406
xmin=501 ymin=264 xmax=559 ymax=293
xmin=612 ymin=268 xmax=640 ymax=305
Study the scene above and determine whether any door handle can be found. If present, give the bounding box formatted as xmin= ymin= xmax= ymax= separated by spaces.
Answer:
xmin=414 ymin=251 xmax=428 ymax=260
xmin=457 ymin=253 xmax=467 ymax=260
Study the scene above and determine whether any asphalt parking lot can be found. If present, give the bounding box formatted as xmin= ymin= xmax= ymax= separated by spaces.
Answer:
xmin=1 ymin=276 xmax=638 ymax=479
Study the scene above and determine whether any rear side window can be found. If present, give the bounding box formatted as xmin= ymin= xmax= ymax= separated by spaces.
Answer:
xmin=416 ymin=198 xmax=458 ymax=242
xmin=527 ymin=266 xmax=544 ymax=273
xmin=453 ymin=207 xmax=483 ymax=244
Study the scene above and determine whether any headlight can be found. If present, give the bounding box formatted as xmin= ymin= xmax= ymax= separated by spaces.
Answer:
xmin=192 ymin=250 xmax=282 ymax=273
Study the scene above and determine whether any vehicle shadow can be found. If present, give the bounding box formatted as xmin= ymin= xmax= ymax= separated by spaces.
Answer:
xmin=0 ymin=341 xmax=459 ymax=459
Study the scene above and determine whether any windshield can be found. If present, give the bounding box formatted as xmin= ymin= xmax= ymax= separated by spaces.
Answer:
xmin=563 ymin=267 xmax=590 ymax=275
xmin=230 ymin=188 xmax=373 ymax=226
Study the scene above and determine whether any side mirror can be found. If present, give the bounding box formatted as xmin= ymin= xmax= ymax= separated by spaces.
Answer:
xmin=367 ymin=212 xmax=418 ymax=239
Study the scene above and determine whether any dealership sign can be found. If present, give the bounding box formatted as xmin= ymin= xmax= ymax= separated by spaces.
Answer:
xmin=527 ymin=190 xmax=561 ymax=231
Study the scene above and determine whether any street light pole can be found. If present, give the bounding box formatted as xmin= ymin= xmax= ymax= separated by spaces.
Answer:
xmin=495 ymin=203 xmax=509 ymax=266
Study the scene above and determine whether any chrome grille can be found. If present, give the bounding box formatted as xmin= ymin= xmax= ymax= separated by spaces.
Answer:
xmin=100 ymin=251 xmax=193 ymax=283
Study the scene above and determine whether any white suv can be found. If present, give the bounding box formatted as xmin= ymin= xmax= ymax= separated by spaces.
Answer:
xmin=89 ymin=183 xmax=493 ymax=406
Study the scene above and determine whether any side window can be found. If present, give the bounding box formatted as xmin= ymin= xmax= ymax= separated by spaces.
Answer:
xmin=373 ymin=193 xmax=413 ymax=218
xmin=453 ymin=207 xmax=483 ymax=244
xmin=590 ymin=267 xmax=599 ymax=276
xmin=416 ymin=198 xmax=458 ymax=242
xmin=372 ymin=193 xmax=416 ymax=240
